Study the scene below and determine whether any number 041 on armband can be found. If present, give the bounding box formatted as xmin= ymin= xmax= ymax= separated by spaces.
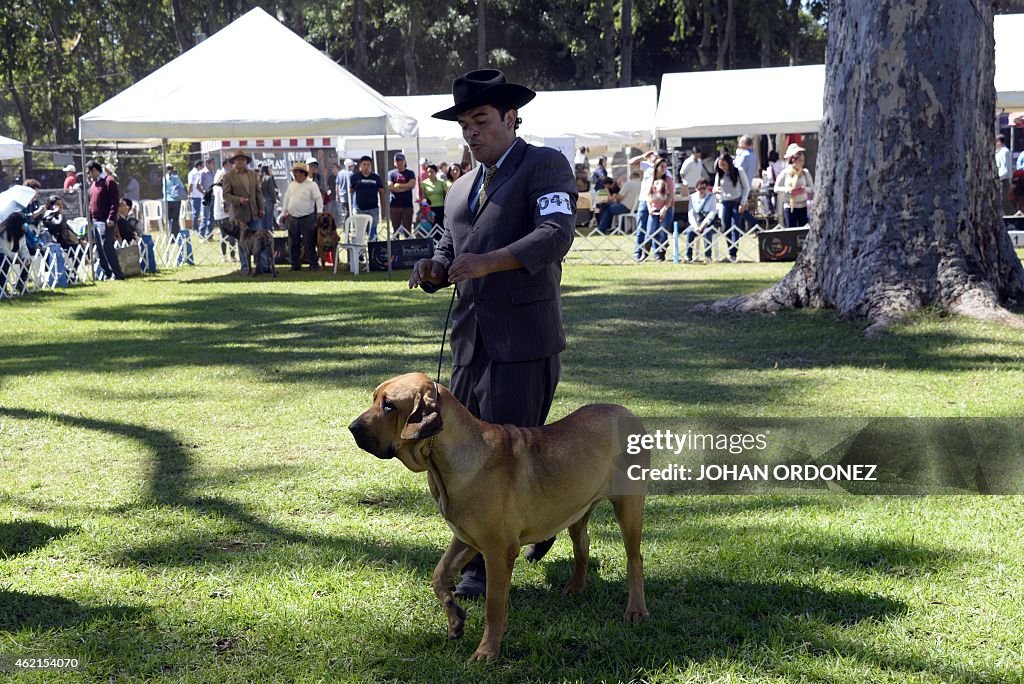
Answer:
xmin=536 ymin=192 xmax=573 ymax=216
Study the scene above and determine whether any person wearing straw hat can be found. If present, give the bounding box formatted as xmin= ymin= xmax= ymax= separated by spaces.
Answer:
xmin=221 ymin=149 xmax=266 ymax=273
xmin=408 ymin=68 xmax=577 ymax=599
xmin=281 ymin=161 xmax=323 ymax=271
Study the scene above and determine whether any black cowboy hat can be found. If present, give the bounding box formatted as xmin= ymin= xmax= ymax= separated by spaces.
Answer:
xmin=431 ymin=69 xmax=536 ymax=121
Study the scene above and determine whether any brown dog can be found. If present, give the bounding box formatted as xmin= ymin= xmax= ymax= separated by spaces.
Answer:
xmin=349 ymin=372 xmax=650 ymax=662
xmin=240 ymin=225 xmax=277 ymax=277
xmin=315 ymin=211 xmax=339 ymax=270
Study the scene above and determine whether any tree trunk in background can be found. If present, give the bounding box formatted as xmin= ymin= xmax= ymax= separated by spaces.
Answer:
xmin=601 ymin=0 xmax=616 ymax=87
xmin=404 ymin=8 xmax=418 ymax=94
xmin=706 ymin=0 xmax=1024 ymax=333
xmin=698 ymin=0 xmax=713 ymax=68
xmin=620 ymin=0 xmax=632 ymax=86
xmin=168 ymin=0 xmax=191 ymax=53
xmin=353 ymin=0 xmax=367 ymax=77
xmin=788 ymin=0 xmax=801 ymax=65
xmin=716 ymin=0 xmax=734 ymax=70
xmin=477 ymin=0 xmax=486 ymax=68
xmin=759 ymin=20 xmax=773 ymax=67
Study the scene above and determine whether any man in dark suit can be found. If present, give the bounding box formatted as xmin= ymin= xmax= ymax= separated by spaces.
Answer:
xmin=409 ymin=69 xmax=577 ymax=598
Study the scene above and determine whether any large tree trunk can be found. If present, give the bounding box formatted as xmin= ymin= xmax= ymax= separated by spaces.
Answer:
xmin=704 ymin=0 xmax=1024 ymax=334
xmin=168 ymin=0 xmax=191 ymax=53
xmin=601 ymin=0 xmax=616 ymax=87
xmin=477 ymin=0 xmax=486 ymax=69
xmin=620 ymin=0 xmax=632 ymax=86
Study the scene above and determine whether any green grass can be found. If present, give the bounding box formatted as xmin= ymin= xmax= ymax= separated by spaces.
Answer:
xmin=1 ymin=262 xmax=1023 ymax=683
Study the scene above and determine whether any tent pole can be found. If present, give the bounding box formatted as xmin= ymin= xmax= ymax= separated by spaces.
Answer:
xmin=162 ymin=139 xmax=169 ymax=237
xmin=81 ymin=139 xmax=94 ymax=284
xmin=384 ymin=132 xmax=392 ymax=280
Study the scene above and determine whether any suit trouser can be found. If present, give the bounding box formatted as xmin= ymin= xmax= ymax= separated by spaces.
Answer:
xmin=449 ymin=331 xmax=560 ymax=578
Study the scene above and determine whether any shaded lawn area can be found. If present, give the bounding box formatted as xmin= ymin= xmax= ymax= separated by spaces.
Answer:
xmin=0 ymin=262 xmax=1022 ymax=683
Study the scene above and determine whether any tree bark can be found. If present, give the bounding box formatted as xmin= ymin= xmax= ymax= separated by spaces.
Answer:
xmin=703 ymin=0 xmax=1024 ymax=333
xmin=621 ymin=0 xmax=632 ymax=86
xmin=477 ymin=0 xmax=486 ymax=69
xmin=601 ymin=0 xmax=616 ymax=87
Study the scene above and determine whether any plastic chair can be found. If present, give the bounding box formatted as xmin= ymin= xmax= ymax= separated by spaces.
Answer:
xmin=142 ymin=200 xmax=163 ymax=232
xmin=336 ymin=214 xmax=372 ymax=274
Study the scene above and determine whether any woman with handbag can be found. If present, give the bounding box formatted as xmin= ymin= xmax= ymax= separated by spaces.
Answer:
xmin=774 ymin=143 xmax=814 ymax=228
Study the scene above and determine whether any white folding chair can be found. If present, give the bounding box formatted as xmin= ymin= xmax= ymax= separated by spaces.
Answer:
xmin=142 ymin=200 xmax=163 ymax=232
xmin=336 ymin=214 xmax=372 ymax=275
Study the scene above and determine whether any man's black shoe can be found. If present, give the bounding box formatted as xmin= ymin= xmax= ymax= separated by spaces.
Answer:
xmin=523 ymin=536 xmax=556 ymax=562
xmin=453 ymin=573 xmax=486 ymax=599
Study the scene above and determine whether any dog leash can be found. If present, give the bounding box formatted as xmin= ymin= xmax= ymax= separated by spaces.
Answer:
xmin=428 ymin=286 xmax=457 ymax=462
xmin=436 ymin=286 xmax=457 ymax=384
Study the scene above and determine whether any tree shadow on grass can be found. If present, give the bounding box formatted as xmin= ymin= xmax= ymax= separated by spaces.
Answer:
xmin=0 ymin=520 xmax=75 ymax=557
xmin=0 ymin=590 xmax=144 ymax=632
xmin=0 ymin=407 xmax=443 ymax=575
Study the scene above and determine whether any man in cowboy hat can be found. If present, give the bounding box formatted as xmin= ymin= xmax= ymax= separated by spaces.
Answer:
xmin=220 ymin=149 xmax=266 ymax=273
xmin=408 ymin=69 xmax=578 ymax=598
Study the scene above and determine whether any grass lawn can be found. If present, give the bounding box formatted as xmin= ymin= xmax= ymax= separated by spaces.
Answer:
xmin=1 ymin=261 xmax=1023 ymax=683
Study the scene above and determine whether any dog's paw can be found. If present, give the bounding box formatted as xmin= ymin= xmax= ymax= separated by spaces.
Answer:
xmin=561 ymin=579 xmax=586 ymax=596
xmin=623 ymin=606 xmax=651 ymax=624
xmin=445 ymin=599 xmax=466 ymax=639
xmin=468 ymin=647 xmax=499 ymax=662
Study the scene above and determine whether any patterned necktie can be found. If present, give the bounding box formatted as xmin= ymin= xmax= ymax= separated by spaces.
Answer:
xmin=475 ymin=166 xmax=498 ymax=213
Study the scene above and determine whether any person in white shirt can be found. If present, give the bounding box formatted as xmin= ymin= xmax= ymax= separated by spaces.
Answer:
xmin=996 ymin=134 xmax=1012 ymax=214
xmin=713 ymin=153 xmax=750 ymax=262
xmin=281 ymin=161 xmax=324 ymax=271
xmin=678 ymin=146 xmax=706 ymax=196
xmin=774 ymin=143 xmax=815 ymax=228
xmin=186 ymin=160 xmax=204 ymax=235
xmin=686 ymin=178 xmax=718 ymax=262
xmin=628 ymin=149 xmax=658 ymax=250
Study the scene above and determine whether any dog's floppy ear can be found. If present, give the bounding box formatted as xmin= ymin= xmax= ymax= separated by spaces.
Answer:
xmin=400 ymin=389 xmax=443 ymax=441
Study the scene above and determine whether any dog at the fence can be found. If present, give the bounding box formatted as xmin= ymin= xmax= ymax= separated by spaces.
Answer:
xmin=315 ymin=211 xmax=340 ymax=269
xmin=239 ymin=224 xmax=277 ymax=277
xmin=349 ymin=372 xmax=650 ymax=662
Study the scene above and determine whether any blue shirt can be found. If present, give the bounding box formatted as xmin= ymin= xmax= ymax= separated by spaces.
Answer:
xmin=163 ymin=173 xmax=186 ymax=201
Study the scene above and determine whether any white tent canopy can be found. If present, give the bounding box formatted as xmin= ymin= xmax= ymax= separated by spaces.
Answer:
xmin=995 ymin=13 xmax=1024 ymax=109
xmin=79 ymin=7 xmax=416 ymax=142
xmin=658 ymin=14 xmax=1022 ymax=138
xmin=0 ymin=134 xmax=23 ymax=159
xmin=657 ymin=64 xmax=825 ymax=138
xmin=519 ymin=86 xmax=657 ymax=145
xmin=341 ymin=86 xmax=657 ymax=157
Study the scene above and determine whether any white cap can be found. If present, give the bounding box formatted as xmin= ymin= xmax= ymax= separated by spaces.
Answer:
xmin=63 ymin=164 xmax=76 ymax=172
xmin=305 ymin=156 xmax=319 ymax=165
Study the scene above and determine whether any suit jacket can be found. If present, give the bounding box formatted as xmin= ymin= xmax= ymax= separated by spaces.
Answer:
xmin=430 ymin=138 xmax=577 ymax=365
xmin=221 ymin=168 xmax=264 ymax=225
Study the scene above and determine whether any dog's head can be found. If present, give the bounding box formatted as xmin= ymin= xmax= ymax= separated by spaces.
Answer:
xmin=348 ymin=372 xmax=444 ymax=472
xmin=317 ymin=212 xmax=338 ymax=236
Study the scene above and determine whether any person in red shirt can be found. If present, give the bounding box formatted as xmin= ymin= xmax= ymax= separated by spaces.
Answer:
xmin=87 ymin=160 xmax=124 ymax=280
xmin=62 ymin=164 xmax=79 ymax=191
